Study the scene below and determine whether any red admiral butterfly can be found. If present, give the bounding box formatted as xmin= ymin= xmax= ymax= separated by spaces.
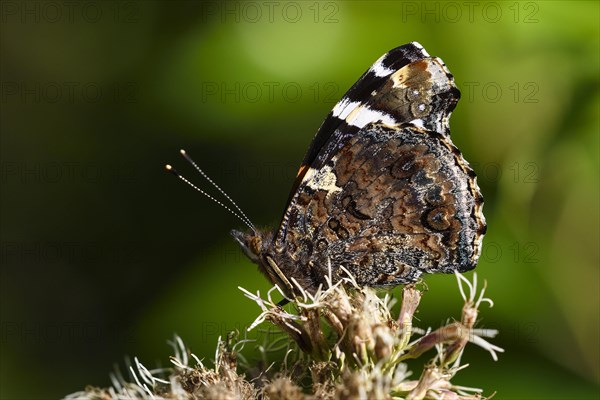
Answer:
xmin=171 ymin=42 xmax=487 ymax=298
xmin=230 ymin=42 xmax=486 ymax=298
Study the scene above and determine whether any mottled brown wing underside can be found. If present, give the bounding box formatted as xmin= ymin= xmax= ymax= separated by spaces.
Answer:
xmin=279 ymin=124 xmax=485 ymax=287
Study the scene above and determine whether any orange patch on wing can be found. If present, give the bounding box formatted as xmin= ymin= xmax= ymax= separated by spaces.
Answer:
xmin=296 ymin=164 xmax=309 ymax=178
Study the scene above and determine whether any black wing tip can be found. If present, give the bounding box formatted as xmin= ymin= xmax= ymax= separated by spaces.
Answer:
xmin=388 ymin=41 xmax=430 ymax=58
xmin=376 ymin=42 xmax=432 ymax=73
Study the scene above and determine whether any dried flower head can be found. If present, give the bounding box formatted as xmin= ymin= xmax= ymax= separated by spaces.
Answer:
xmin=66 ymin=272 xmax=501 ymax=400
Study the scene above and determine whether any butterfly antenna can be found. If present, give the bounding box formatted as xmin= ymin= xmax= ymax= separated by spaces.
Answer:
xmin=165 ymin=164 xmax=256 ymax=234
xmin=178 ymin=149 xmax=257 ymax=233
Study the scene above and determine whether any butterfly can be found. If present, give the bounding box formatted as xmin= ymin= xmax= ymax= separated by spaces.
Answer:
xmin=228 ymin=42 xmax=486 ymax=298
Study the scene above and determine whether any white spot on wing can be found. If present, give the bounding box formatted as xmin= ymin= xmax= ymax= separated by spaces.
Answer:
xmin=332 ymin=98 xmax=361 ymax=119
xmin=409 ymin=119 xmax=425 ymax=129
xmin=305 ymin=165 xmax=342 ymax=193
xmin=427 ymin=58 xmax=452 ymax=87
xmin=369 ymin=53 xmax=395 ymax=77
xmin=346 ymin=105 xmax=398 ymax=128
xmin=410 ymin=41 xmax=430 ymax=57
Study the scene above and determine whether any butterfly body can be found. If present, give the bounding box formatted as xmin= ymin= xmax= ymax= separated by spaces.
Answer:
xmin=232 ymin=42 xmax=486 ymax=297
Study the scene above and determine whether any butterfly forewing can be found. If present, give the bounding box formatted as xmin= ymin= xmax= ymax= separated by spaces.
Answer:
xmin=282 ymin=42 xmax=432 ymax=213
xmin=280 ymin=124 xmax=484 ymax=287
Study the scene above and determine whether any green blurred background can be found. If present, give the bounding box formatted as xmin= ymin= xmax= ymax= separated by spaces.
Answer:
xmin=1 ymin=1 xmax=598 ymax=398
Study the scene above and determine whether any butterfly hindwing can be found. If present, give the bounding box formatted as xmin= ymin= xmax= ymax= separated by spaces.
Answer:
xmin=279 ymin=123 xmax=485 ymax=287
